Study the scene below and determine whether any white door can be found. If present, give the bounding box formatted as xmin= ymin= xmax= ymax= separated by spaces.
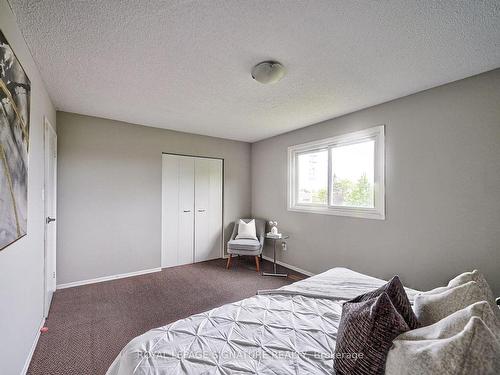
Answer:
xmin=177 ymin=156 xmax=195 ymax=265
xmin=44 ymin=119 xmax=57 ymax=317
xmin=194 ymin=158 xmax=222 ymax=262
xmin=162 ymin=155 xmax=195 ymax=267
xmin=162 ymin=155 xmax=179 ymax=268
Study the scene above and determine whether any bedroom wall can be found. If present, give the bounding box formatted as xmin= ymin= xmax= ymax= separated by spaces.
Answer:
xmin=252 ymin=69 xmax=500 ymax=296
xmin=0 ymin=1 xmax=57 ymax=374
xmin=56 ymin=112 xmax=251 ymax=285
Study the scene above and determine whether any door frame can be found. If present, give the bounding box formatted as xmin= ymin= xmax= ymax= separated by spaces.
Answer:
xmin=43 ymin=117 xmax=57 ymax=317
xmin=161 ymin=152 xmax=224 ymax=268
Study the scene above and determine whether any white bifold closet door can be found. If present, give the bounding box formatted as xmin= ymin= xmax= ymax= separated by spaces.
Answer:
xmin=162 ymin=154 xmax=222 ymax=268
xmin=194 ymin=157 xmax=223 ymax=262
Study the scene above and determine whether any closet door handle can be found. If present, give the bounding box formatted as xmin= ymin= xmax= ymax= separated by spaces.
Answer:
xmin=183 ymin=210 xmax=191 ymax=213
xmin=197 ymin=209 xmax=206 ymax=212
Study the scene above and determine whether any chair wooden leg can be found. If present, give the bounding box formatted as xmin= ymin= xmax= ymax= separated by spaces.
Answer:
xmin=255 ymin=256 xmax=260 ymax=273
xmin=226 ymin=255 xmax=232 ymax=269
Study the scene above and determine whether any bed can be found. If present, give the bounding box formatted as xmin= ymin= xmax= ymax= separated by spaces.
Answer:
xmin=107 ymin=268 xmax=419 ymax=375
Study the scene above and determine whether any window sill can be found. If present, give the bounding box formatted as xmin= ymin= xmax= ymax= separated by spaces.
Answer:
xmin=288 ymin=205 xmax=385 ymax=220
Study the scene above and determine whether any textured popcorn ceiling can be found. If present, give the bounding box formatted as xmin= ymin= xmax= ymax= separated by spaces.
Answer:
xmin=8 ymin=0 xmax=500 ymax=142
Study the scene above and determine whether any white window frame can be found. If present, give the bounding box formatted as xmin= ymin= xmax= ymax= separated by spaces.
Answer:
xmin=288 ymin=125 xmax=385 ymax=220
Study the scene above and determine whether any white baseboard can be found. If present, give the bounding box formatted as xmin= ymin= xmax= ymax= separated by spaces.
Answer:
xmin=56 ymin=267 xmax=162 ymax=289
xmin=21 ymin=317 xmax=45 ymax=375
xmin=262 ymin=255 xmax=315 ymax=277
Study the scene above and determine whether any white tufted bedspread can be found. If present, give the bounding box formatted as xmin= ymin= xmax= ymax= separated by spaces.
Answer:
xmin=107 ymin=267 xmax=419 ymax=375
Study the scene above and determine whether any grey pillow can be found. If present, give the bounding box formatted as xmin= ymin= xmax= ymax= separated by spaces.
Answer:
xmin=334 ymin=292 xmax=410 ymax=375
xmin=385 ymin=302 xmax=500 ymax=375
xmin=414 ymin=281 xmax=497 ymax=326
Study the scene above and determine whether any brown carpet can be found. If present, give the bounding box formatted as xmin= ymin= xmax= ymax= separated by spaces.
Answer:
xmin=28 ymin=258 xmax=304 ymax=375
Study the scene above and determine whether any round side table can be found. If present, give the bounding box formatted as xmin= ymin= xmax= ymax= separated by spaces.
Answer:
xmin=262 ymin=234 xmax=289 ymax=277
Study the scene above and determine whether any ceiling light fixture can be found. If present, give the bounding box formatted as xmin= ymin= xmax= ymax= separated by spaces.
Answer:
xmin=251 ymin=61 xmax=286 ymax=84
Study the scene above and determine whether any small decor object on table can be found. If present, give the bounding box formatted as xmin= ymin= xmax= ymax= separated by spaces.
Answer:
xmin=0 ymin=29 xmax=31 ymax=251
xmin=263 ymin=232 xmax=289 ymax=277
xmin=267 ymin=220 xmax=281 ymax=238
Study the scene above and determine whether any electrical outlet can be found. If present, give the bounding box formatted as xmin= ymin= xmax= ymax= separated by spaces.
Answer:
xmin=281 ymin=242 xmax=287 ymax=251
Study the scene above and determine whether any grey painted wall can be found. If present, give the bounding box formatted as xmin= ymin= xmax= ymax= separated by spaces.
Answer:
xmin=252 ymin=69 xmax=500 ymax=296
xmin=57 ymin=112 xmax=251 ymax=284
xmin=0 ymin=1 xmax=57 ymax=374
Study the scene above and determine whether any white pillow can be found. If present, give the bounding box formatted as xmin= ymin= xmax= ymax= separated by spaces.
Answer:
xmin=385 ymin=302 xmax=500 ymax=375
xmin=419 ymin=270 xmax=500 ymax=322
xmin=411 ymin=301 xmax=499 ymax=340
xmin=425 ymin=270 xmax=495 ymax=300
xmin=235 ymin=219 xmax=257 ymax=240
xmin=448 ymin=270 xmax=496 ymax=302
xmin=414 ymin=281 xmax=496 ymax=326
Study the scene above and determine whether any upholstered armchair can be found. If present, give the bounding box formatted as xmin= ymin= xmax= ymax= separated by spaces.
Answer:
xmin=226 ymin=218 xmax=265 ymax=272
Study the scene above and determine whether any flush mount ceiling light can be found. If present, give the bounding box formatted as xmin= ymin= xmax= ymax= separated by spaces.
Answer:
xmin=251 ymin=61 xmax=286 ymax=84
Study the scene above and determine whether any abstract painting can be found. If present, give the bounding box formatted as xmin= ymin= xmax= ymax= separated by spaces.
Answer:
xmin=0 ymin=29 xmax=30 ymax=250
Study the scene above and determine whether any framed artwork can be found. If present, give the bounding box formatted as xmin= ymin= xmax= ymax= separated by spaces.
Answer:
xmin=0 ymin=29 xmax=31 ymax=250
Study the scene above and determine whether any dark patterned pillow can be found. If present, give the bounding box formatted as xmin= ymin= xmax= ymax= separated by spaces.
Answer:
xmin=334 ymin=292 xmax=410 ymax=375
xmin=350 ymin=275 xmax=420 ymax=330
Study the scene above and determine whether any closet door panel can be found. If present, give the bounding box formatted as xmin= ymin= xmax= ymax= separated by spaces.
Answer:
xmin=195 ymin=158 xmax=222 ymax=262
xmin=207 ymin=159 xmax=222 ymax=260
xmin=178 ymin=156 xmax=195 ymax=265
xmin=194 ymin=158 xmax=210 ymax=262
xmin=162 ymin=155 xmax=180 ymax=268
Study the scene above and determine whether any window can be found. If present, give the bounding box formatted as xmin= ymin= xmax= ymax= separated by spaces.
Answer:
xmin=297 ymin=149 xmax=328 ymax=205
xmin=288 ymin=125 xmax=385 ymax=219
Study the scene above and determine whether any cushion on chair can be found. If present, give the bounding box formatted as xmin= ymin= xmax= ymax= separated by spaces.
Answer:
xmin=227 ymin=239 xmax=261 ymax=252
xmin=235 ymin=219 xmax=258 ymax=240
